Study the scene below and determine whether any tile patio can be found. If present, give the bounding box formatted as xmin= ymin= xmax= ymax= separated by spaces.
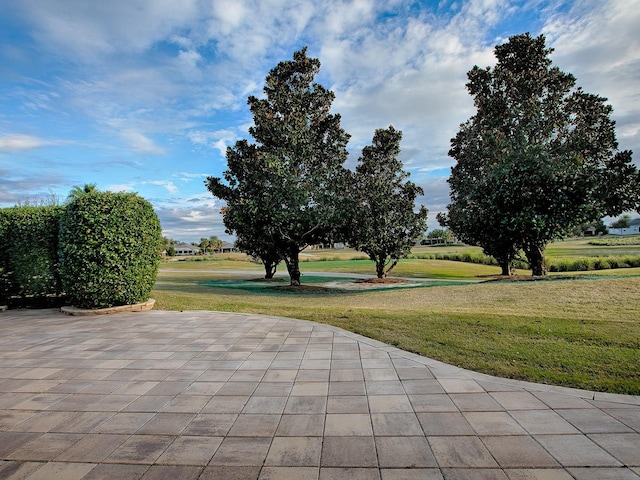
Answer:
xmin=0 ymin=308 xmax=638 ymax=479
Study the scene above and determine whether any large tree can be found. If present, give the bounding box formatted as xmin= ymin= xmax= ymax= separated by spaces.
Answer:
xmin=349 ymin=126 xmax=428 ymax=278
xmin=207 ymin=48 xmax=350 ymax=285
xmin=439 ymin=33 xmax=637 ymax=276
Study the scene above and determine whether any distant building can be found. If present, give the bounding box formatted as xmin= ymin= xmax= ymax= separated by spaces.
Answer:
xmin=174 ymin=242 xmax=201 ymax=255
xmin=609 ymin=218 xmax=640 ymax=236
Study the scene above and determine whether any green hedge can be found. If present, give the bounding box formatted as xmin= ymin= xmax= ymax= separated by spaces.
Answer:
xmin=58 ymin=191 xmax=163 ymax=309
xmin=0 ymin=206 xmax=64 ymax=307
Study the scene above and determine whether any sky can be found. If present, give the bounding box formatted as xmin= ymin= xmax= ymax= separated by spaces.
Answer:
xmin=1 ymin=0 xmax=639 ymax=243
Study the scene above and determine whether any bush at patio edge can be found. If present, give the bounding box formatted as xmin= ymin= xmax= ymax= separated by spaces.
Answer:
xmin=59 ymin=191 xmax=162 ymax=309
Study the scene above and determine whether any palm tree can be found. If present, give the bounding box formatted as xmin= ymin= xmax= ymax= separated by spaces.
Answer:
xmin=67 ymin=183 xmax=97 ymax=201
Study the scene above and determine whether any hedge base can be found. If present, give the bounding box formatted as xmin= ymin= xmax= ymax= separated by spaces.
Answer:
xmin=61 ymin=299 xmax=155 ymax=316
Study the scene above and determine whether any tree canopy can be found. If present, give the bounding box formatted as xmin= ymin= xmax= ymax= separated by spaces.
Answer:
xmin=348 ymin=126 xmax=428 ymax=278
xmin=439 ymin=33 xmax=638 ymax=276
xmin=207 ymin=48 xmax=351 ymax=285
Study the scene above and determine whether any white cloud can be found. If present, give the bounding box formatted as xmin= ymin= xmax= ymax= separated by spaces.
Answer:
xmin=121 ymin=130 xmax=166 ymax=155
xmin=0 ymin=133 xmax=49 ymax=152
xmin=19 ymin=0 xmax=201 ymax=61
xmin=145 ymin=180 xmax=179 ymax=194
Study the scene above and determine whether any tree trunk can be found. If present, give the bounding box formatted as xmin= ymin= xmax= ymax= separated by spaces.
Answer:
xmin=284 ymin=250 xmax=301 ymax=286
xmin=375 ymin=257 xmax=386 ymax=279
xmin=263 ymin=261 xmax=277 ymax=279
xmin=498 ymin=258 xmax=514 ymax=276
xmin=525 ymin=244 xmax=547 ymax=276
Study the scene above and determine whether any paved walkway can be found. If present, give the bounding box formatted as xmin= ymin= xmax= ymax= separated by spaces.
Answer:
xmin=0 ymin=309 xmax=638 ymax=480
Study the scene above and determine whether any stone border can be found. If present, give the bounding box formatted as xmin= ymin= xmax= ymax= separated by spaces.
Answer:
xmin=60 ymin=299 xmax=155 ymax=316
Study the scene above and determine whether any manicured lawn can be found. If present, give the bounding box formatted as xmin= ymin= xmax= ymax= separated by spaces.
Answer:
xmin=152 ymin=253 xmax=640 ymax=394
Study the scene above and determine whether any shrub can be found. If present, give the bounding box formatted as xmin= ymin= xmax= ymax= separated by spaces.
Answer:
xmin=0 ymin=206 xmax=64 ymax=306
xmin=59 ymin=191 xmax=162 ymax=309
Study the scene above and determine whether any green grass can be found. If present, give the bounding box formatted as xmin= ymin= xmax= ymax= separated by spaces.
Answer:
xmin=152 ymin=258 xmax=640 ymax=394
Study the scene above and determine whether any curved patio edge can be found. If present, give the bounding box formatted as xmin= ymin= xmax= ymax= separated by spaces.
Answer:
xmin=60 ymin=298 xmax=155 ymax=316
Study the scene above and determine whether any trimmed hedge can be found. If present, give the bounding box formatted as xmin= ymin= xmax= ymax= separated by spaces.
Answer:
xmin=58 ymin=191 xmax=162 ymax=309
xmin=0 ymin=206 xmax=64 ymax=307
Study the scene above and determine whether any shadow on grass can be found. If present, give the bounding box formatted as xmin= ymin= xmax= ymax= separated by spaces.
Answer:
xmin=197 ymin=275 xmax=461 ymax=295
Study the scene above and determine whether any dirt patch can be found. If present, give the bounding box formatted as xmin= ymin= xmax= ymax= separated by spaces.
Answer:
xmin=485 ymin=275 xmax=579 ymax=282
xmin=355 ymin=278 xmax=409 ymax=284
xmin=268 ymin=284 xmax=329 ymax=292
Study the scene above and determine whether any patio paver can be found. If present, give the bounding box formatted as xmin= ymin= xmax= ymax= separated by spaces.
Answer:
xmin=0 ymin=308 xmax=638 ymax=479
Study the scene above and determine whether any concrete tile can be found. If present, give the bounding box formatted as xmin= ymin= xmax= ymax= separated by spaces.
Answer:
xmin=209 ymin=436 xmax=271 ymax=466
xmin=321 ymin=436 xmax=378 ymax=467
xmin=242 ymin=396 xmax=288 ymax=414
xmin=277 ymin=414 xmax=325 ymax=436
xmin=200 ymin=466 xmax=261 ymax=480
xmin=140 ymin=465 xmax=202 ymax=480
xmin=0 ymin=432 xmax=40 ymax=457
xmin=364 ymin=369 xmax=399 ymax=382
xmin=566 ymin=467 xmax=640 ymax=479
xmin=534 ymin=434 xmax=623 ymax=467
xmin=260 ymin=466 xmax=319 ymax=479
xmin=409 ymin=394 xmax=458 ymax=413
xmin=122 ymin=395 xmax=172 ymax=412
xmin=481 ymin=436 xmax=560 ymax=468
xmin=417 ymin=412 xmax=475 ymax=436
xmin=603 ymin=408 xmax=640 ymax=431
xmin=450 ymin=393 xmax=504 ymax=412
xmin=440 ymin=468 xmax=508 ymax=479
xmin=136 ymin=412 xmax=195 ymax=435
xmin=556 ymin=408 xmax=634 ymax=434
xmin=93 ymin=412 xmax=154 ymax=434
xmin=0 ymin=461 xmax=46 ymax=480
xmin=54 ymin=433 xmax=129 ymax=462
xmin=380 ymin=469 xmax=443 ymax=480
xmin=181 ymin=382 xmax=223 ymax=396
xmin=285 ymin=396 xmax=327 ymax=414
xmin=509 ymin=410 xmax=580 ymax=435
xmin=6 ymin=433 xmax=83 ymax=461
xmin=589 ymin=433 xmax=640 ymax=466
xmin=504 ymin=469 xmax=574 ymax=479
xmin=201 ymin=395 xmax=249 ymax=413
xmin=463 ymin=411 xmax=527 ymax=435
xmin=438 ymin=379 xmax=485 ymax=394
xmin=428 ymin=436 xmax=499 ymax=468
xmin=254 ymin=382 xmax=294 ymax=396
xmin=291 ymin=382 xmax=329 ymax=396
xmin=228 ymin=414 xmax=281 ymax=437
xmin=371 ymin=413 xmax=423 ymax=436
xmin=265 ymin=436 xmax=323 ymax=466
xmin=327 ymin=395 xmax=369 ymax=414
xmin=532 ymin=392 xmax=595 ymax=409
xmin=368 ymin=395 xmax=413 ymax=413
xmin=156 ymin=435 xmax=222 ymax=465
xmin=329 ymin=381 xmax=367 ymax=396
xmin=325 ymin=414 xmax=373 ymax=436
xmin=401 ymin=380 xmax=443 ymax=395
xmin=14 ymin=462 xmax=96 ymax=480
xmin=490 ymin=391 xmax=549 ymax=410
xmin=297 ymin=369 xmax=331 ymax=382
xmin=375 ymin=436 xmax=438 ymax=468
xmin=319 ymin=467 xmax=381 ymax=479
xmin=105 ymin=435 xmax=175 ymax=464
xmin=182 ymin=413 xmax=238 ymax=436
xmin=160 ymin=395 xmax=210 ymax=413
xmin=216 ymin=381 xmax=259 ymax=396
xmin=365 ymin=381 xmax=405 ymax=395
xmin=329 ymin=369 xmax=363 ymax=382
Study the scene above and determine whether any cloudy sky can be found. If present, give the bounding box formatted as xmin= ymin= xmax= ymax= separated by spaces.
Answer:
xmin=1 ymin=0 xmax=638 ymax=242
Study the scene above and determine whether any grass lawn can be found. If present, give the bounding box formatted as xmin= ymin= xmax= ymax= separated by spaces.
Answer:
xmin=153 ymin=244 xmax=640 ymax=395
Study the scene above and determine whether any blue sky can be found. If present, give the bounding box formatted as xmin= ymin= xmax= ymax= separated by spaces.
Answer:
xmin=1 ymin=0 xmax=638 ymax=242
